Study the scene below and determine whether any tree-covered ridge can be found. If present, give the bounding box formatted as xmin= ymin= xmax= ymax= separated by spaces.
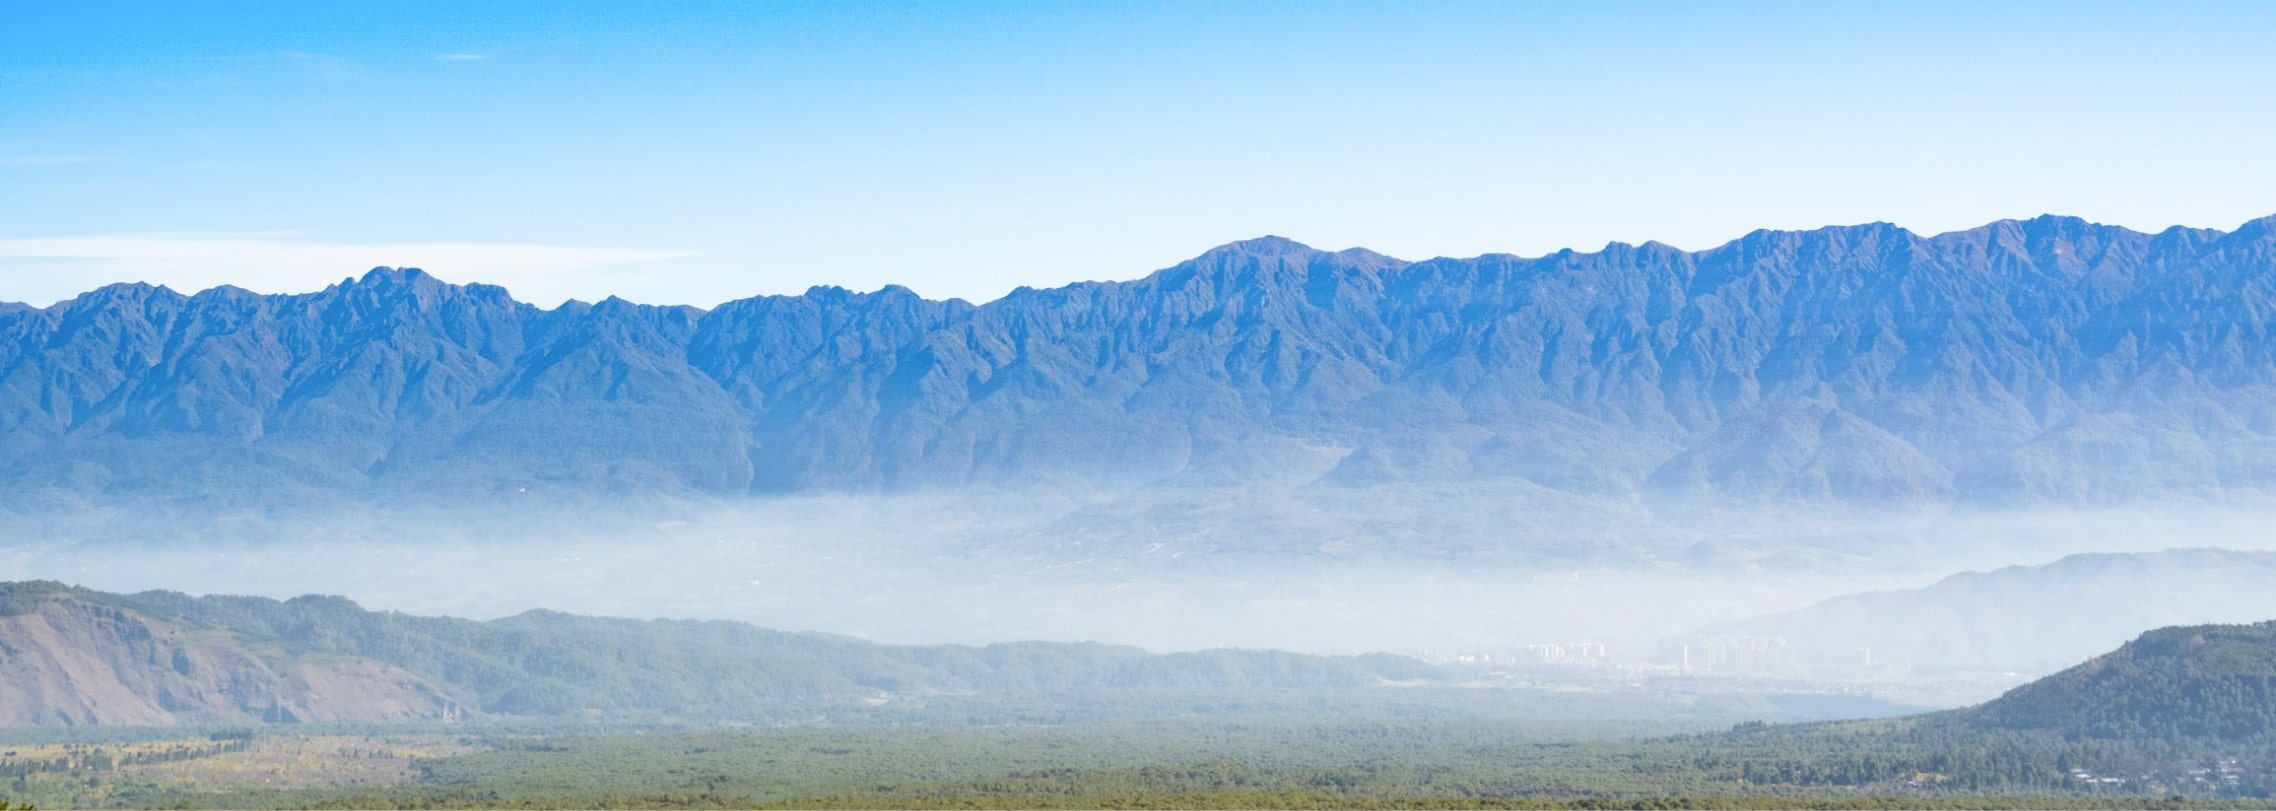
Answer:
xmin=0 ymin=581 xmax=71 ymax=616
xmin=1967 ymin=621 xmax=2276 ymax=744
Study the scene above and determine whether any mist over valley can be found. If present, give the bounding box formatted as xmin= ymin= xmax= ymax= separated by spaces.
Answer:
xmin=7 ymin=217 xmax=2276 ymax=683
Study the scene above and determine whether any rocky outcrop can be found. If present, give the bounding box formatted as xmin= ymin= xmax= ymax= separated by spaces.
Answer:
xmin=0 ymin=584 xmax=461 ymax=726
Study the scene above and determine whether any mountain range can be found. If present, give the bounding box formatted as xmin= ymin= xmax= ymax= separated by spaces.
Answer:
xmin=9 ymin=214 xmax=2276 ymax=517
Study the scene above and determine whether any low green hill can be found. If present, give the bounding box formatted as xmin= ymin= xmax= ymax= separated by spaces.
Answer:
xmin=1963 ymin=620 xmax=2276 ymax=744
xmin=1659 ymin=620 xmax=2276 ymax=796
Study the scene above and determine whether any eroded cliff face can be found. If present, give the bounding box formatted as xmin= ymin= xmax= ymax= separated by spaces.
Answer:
xmin=0 ymin=590 xmax=462 ymax=726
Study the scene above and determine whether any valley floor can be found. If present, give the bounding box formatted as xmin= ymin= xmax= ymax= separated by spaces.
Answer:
xmin=5 ymin=720 xmax=2274 ymax=810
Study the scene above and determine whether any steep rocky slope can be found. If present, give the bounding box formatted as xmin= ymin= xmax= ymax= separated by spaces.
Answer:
xmin=0 ymin=582 xmax=458 ymax=726
xmin=7 ymin=214 xmax=2276 ymax=512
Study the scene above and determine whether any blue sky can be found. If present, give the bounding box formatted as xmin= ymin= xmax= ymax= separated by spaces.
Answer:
xmin=4 ymin=1 xmax=2274 ymax=306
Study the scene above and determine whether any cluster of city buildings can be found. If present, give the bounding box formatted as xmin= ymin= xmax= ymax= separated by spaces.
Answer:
xmin=1425 ymin=634 xmax=1923 ymax=681
xmin=1657 ymin=636 xmax=1799 ymax=674
xmin=1522 ymin=641 xmax=1609 ymax=665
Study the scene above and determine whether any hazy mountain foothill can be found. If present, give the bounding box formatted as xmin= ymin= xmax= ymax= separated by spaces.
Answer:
xmin=1685 ymin=548 xmax=2276 ymax=676
xmin=0 ymin=580 xmax=1458 ymax=727
xmin=14 ymin=581 xmax=2276 ymax=806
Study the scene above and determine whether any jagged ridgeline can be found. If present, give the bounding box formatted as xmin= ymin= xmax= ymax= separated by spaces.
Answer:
xmin=0 ymin=581 xmax=1436 ymax=727
xmin=7 ymin=215 xmax=2276 ymax=511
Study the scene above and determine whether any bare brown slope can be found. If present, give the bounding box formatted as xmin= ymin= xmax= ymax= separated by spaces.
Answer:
xmin=0 ymin=588 xmax=463 ymax=726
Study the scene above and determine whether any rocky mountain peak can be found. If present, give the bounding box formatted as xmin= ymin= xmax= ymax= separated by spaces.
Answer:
xmin=358 ymin=265 xmax=430 ymax=286
xmin=1208 ymin=235 xmax=1321 ymax=257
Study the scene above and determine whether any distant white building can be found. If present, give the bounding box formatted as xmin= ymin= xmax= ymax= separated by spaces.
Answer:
xmin=1525 ymin=641 xmax=1609 ymax=665
xmin=1690 ymin=635 xmax=1797 ymax=674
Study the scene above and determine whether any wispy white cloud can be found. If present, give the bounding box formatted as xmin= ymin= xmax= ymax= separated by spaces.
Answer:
xmin=0 ymin=233 xmax=697 ymax=307
xmin=0 ymin=154 xmax=110 ymax=167
xmin=435 ymin=53 xmax=490 ymax=62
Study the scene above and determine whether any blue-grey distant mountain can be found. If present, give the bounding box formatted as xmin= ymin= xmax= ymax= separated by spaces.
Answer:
xmin=1691 ymin=549 xmax=2276 ymax=675
xmin=8 ymin=214 xmax=2276 ymax=512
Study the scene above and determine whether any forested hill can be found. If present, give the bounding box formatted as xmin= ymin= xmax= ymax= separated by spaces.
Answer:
xmin=0 ymin=581 xmax=1436 ymax=727
xmin=1575 ymin=622 xmax=2276 ymax=796
xmin=1681 ymin=620 xmax=2276 ymax=793
xmin=1962 ymin=620 xmax=2276 ymax=744
xmin=8 ymin=214 xmax=2276 ymax=511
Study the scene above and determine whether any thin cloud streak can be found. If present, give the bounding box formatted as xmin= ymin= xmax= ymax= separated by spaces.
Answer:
xmin=0 ymin=154 xmax=109 ymax=167
xmin=0 ymin=233 xmax=696 ymax=307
